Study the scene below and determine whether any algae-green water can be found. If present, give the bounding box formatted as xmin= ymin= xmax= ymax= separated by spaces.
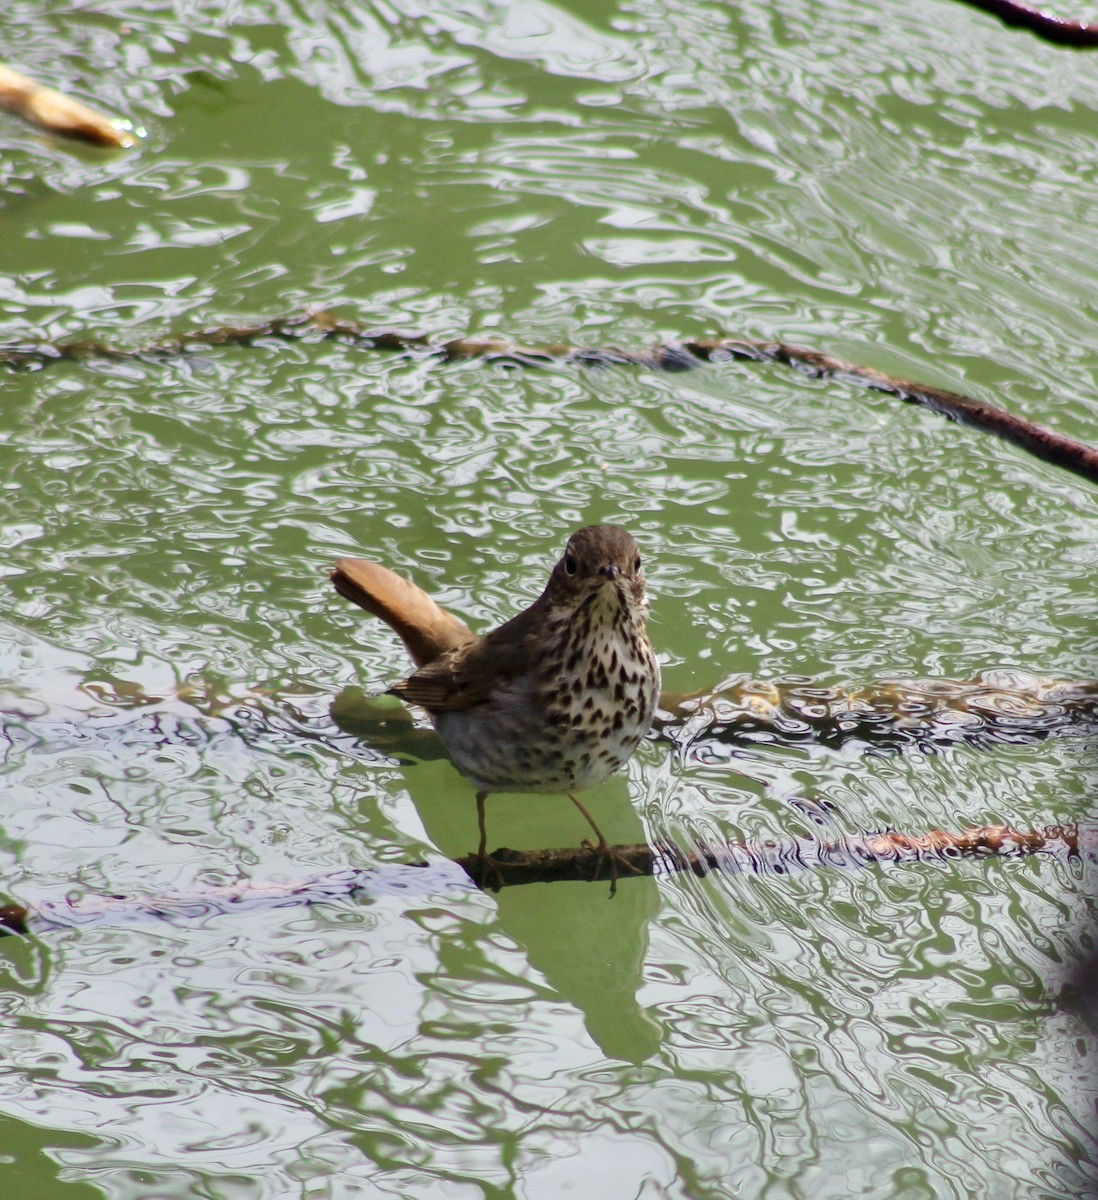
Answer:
xmin=2 ymin=2 xmax=1097 ymax=1196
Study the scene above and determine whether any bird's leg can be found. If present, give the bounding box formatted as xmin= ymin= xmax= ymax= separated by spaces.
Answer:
xmin=474 ymin=791 xmax=506 ymax=892
xmin=476 ymin=791 xmax=489 ymax=860
xmin=567 ymin=793 xmax=642 ymax=897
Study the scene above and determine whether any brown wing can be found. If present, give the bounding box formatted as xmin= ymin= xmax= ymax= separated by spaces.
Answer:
xmin=389 ymin=605 xmax=539 ymax=712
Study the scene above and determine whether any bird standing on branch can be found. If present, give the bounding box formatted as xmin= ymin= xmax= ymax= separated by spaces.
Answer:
xmin=331 ymin=525 xmax=660 ymax=889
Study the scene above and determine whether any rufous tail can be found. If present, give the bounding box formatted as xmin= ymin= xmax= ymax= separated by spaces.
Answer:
xmin=330 ymin=559 xmax=474 ymax=667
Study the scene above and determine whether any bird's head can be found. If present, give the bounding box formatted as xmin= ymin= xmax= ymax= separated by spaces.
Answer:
xmin=545 ymin=524 xmax=648 ymax=618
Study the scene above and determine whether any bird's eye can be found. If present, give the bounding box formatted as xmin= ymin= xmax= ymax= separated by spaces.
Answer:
xmin=633 ymin=555 xmax=642 ymax=574
xmin=564 ymin=554 xmax=577 ymax=576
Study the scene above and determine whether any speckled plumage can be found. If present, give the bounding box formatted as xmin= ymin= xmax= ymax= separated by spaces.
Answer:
xmin=331 ymin=525 xmax=660 ymax=799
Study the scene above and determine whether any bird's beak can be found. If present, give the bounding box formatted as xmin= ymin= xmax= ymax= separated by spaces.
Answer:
xmin=599 ymin=564 xmax=621 ymax=580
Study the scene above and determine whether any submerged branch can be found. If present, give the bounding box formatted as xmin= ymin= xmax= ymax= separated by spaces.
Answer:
xmin=2 ymin=311 xmax=1096 ymax=486
xmin=0 ymin=64 xmax=137 ymax=148
xmin=0 ymin=823 xmax=1084 ymax=937
xmin=324 ymin=672 xmax=1098 ymax=756
xmin=661 ymin=672 xmax=1098 ymax=754
xmin=4 ymin=671 xmax=1097 ymax=769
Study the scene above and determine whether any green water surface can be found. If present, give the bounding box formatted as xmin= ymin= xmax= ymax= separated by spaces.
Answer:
xmin=1 ymin=1 xmax=1097 ymax=1197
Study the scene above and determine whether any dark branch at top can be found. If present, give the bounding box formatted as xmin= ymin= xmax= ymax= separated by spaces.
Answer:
xmin=957 ymin=0 xmax=1098 ymax=45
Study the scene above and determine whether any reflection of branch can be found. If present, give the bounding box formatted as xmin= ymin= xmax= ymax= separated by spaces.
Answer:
xmin=2 ymin=311 xmax=1095 ymax=485
xmin=955 ymin=0 xmax=1098 ymax=45
xmin=0 ymin=64 xmax=136 ymax=148
xmin=0 ymin=824 xmax=1083 ymax=936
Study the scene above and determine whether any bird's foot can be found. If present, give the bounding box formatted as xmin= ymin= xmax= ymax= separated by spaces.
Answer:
xmin=470 ymin=848 xmax=510 ymax=893
xmin=581 ymin=838 xmax=643 ymax=898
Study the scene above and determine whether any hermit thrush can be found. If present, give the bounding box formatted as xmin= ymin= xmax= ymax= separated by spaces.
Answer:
xmin=331 ymin=525 xmax=660 ymax=881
